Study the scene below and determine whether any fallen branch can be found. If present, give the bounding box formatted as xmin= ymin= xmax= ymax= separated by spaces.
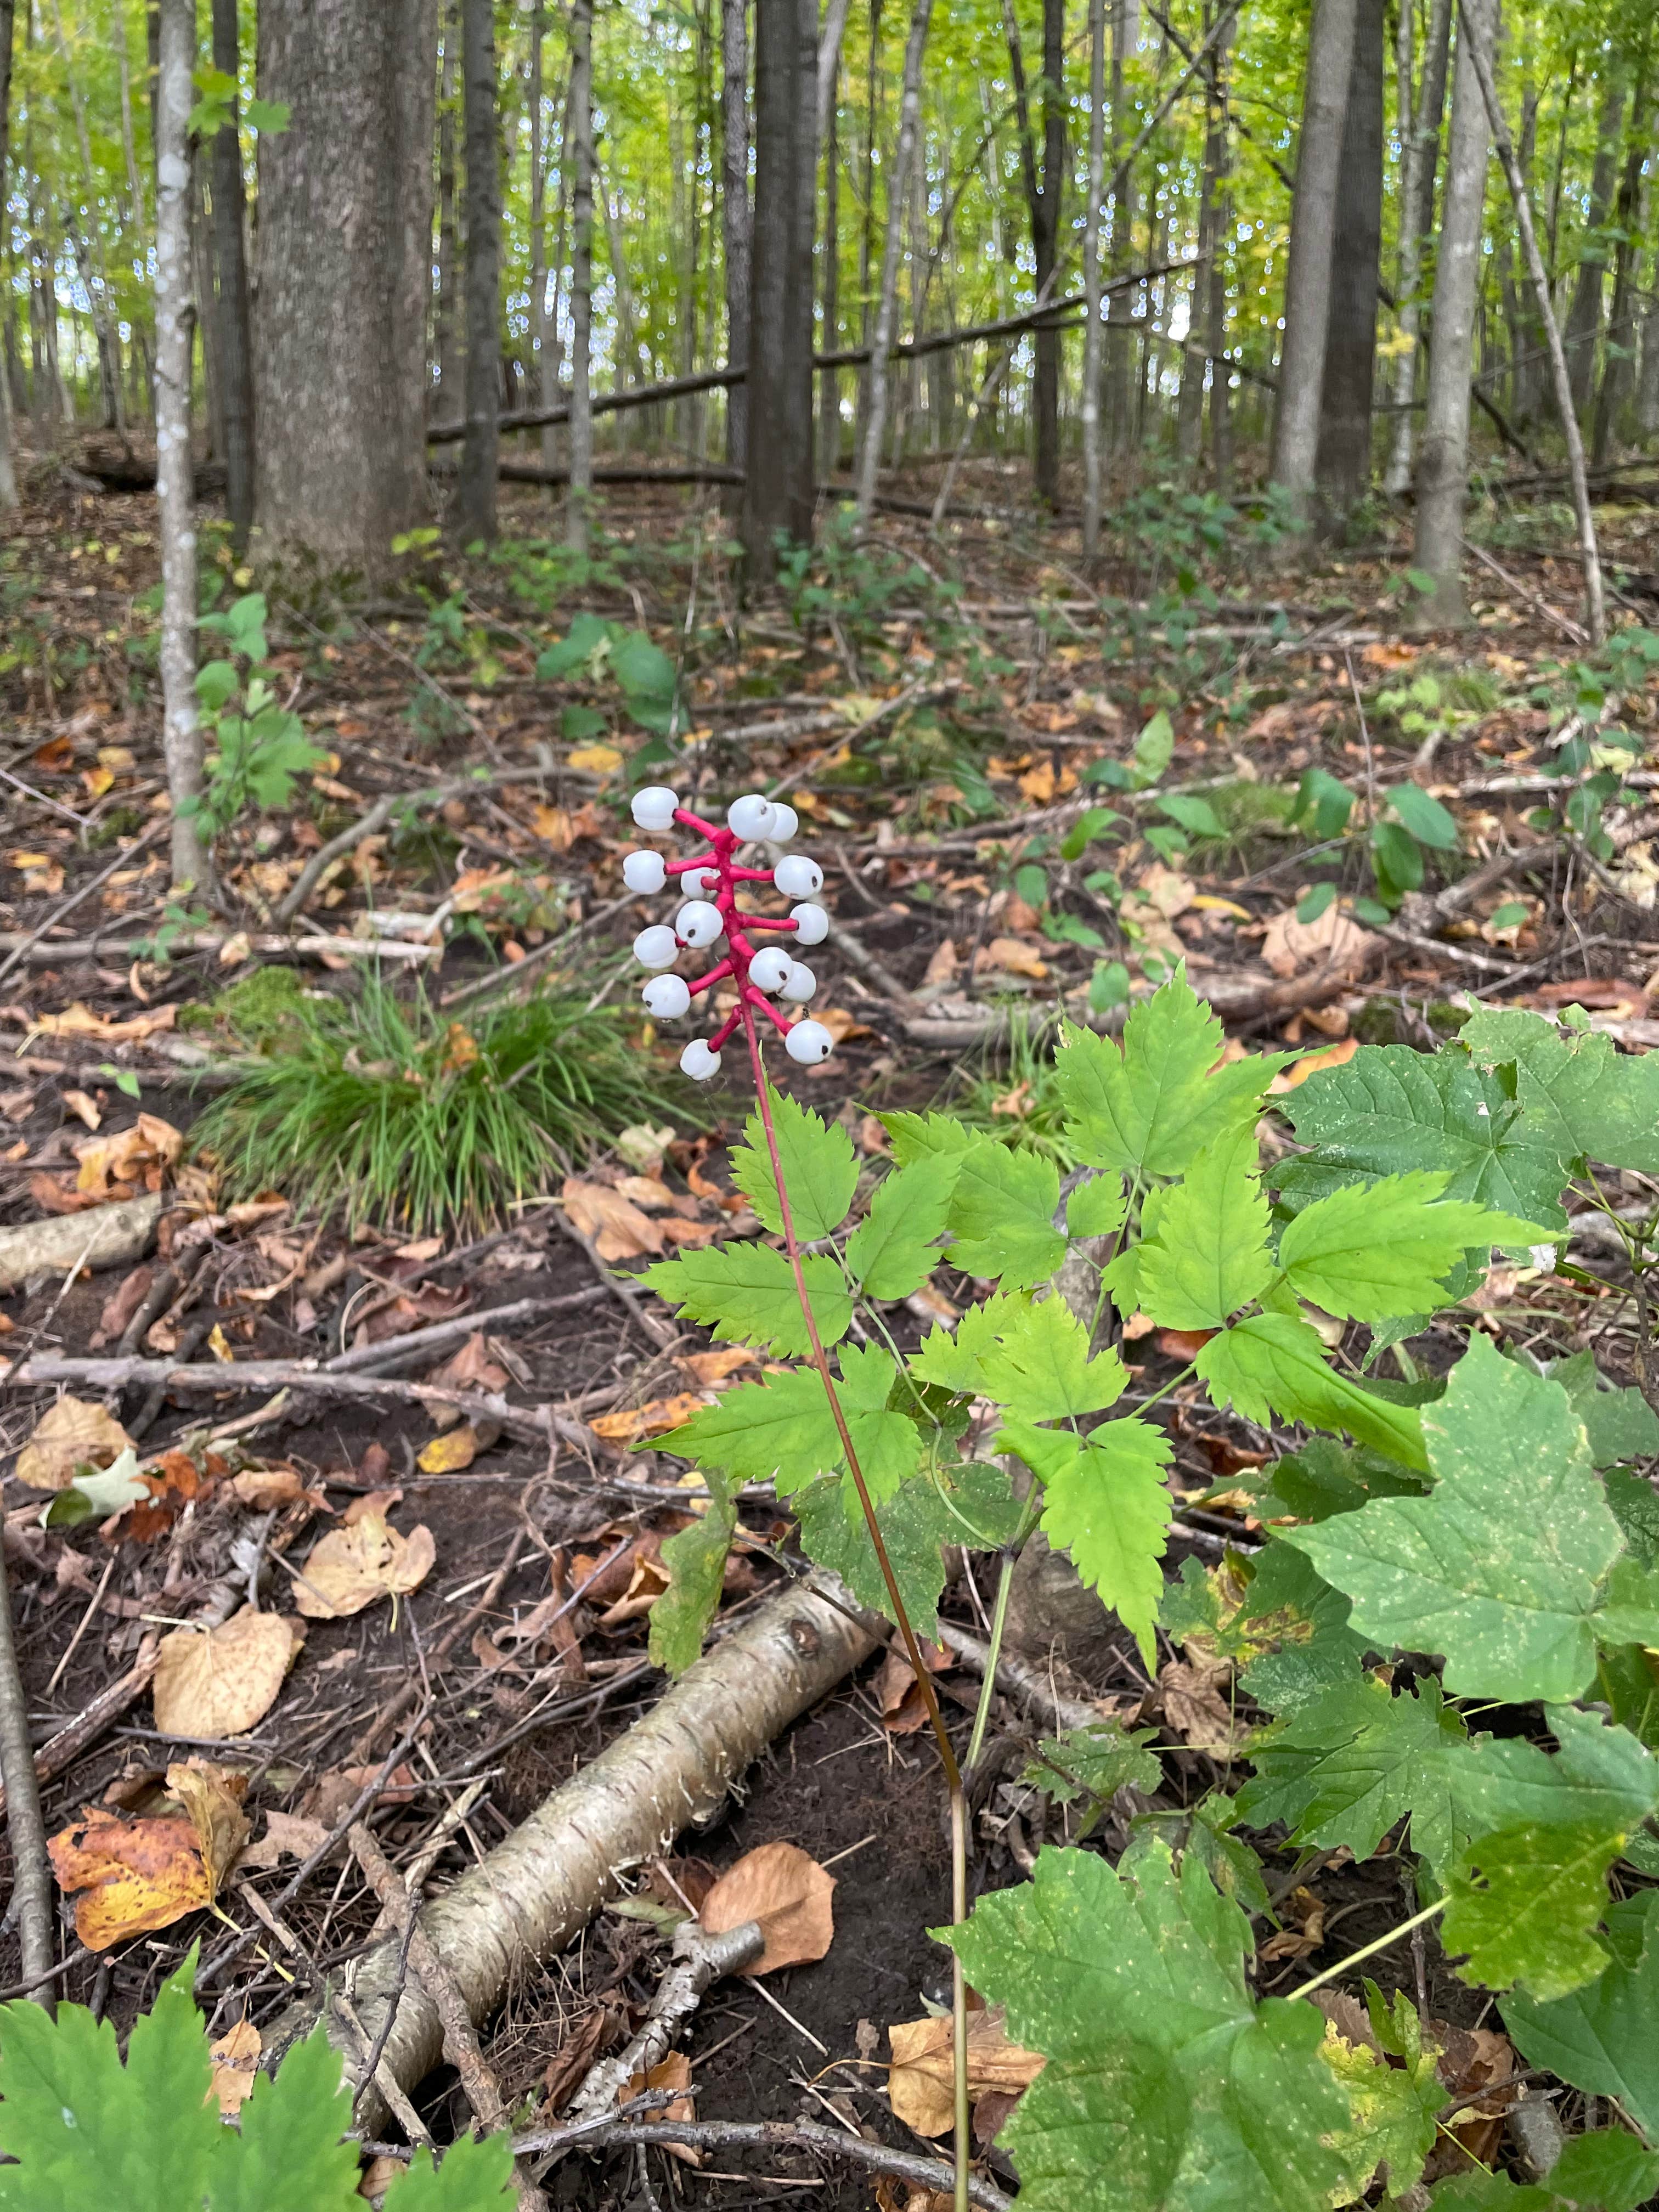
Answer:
xmin=0 ymin=1193 xmax=165 ymax=1296
xmin=275 ymin=767 xmax=553 ymax=925
xmin=1395 ymin=840 xmax=1555 ymax=935
xmin=566 ymin=1918 xmax=763 ymax=2123
xmin=893 ymin=961 xmax=1368 ymax=1051
xmin=0 ymin=1539 xmax=55 ymax=2012
xmin=0 ymin=931 xmax=437 ymax=965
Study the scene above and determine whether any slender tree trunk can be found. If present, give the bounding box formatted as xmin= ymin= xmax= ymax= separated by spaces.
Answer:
xmin=527 ymin=4 xmax=551 ymax=482
xmin=721 ymin=0 xmax=751 ymax=471
xmin=1205 ymin=14 xmax=1234 ymax=491
xmin=456 ymin=0 xmax=500 ymax=543
xmin=1383 ymin=0 xmax=1451 ymax=492
xmin=785 ymin=0 xmax=817 ymax=504
xmin=565 ymin=0 xmax=594 ymax=552
xmin=1590 ymin=81 xmax=1647 ymax=467
xmin=155 ymin=0 xmax=212 ymax=892
xmin=1413 ymin=0 xmax=1491 ymax=628
xmin=1561 ymin=70 xmax=1624 ymax=416
xmin=1081 ymin=0 xmax=1106 ymax=550
xmin=0 ymin=0 xmax=17 ymax=508
xmin=817 ymin=0 xmax=850 ymax=139
xmin=742 ymin=0 xmax=817 ymax=574
xmin=48 ymin=0 xmax=121 ymax=427
xmin=254 ymin=0 xmax=439 ymax=572
xmin=854 ymin=0 xmax=932 ymax=523
xmin=1639 ymin=255 xmax=1659 ymax=437
xmin=1269 ymin=0 xmax=1358 ymax=524
xmin=819 ymin=52 xmax=840 ymax=476
xmin=854 ymin=0 xmax=882 ymax=458
xmin=1313 ymin=0 xmax=1384 ymax=527
xmin=436 ymin=2 xmax=461 ymax=414
xmin=1032 ymin=0 xmax=1065 ymax=503
xmin=209 ymin=0 xmax=254 ymax=551
xmin=1175 ymin=0 xmax=1221 ymax=466
xmin=1104 ymin=0 xmax=1138 ymax=452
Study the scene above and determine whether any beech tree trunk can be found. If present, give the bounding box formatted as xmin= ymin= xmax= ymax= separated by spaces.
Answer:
xmin=1383 ymin=0 xmax=1450 ymax=492
xmin=1561 ymin=71 xmax=1624 ymax=416
xmin=210 ymin=0 xmax=254 ymax=552
xmin=0 ymin=0 xmax=18 ymax=509
xmin=455 ymin=0 xmax=500 ymax=543
xmin=565 ymin=0 xmax=594 ymax=552
xmin=1081 ymin=0 xmax=1106 ymax=551
xmin=435 ymin=3 xmax=461 ymax=414
xmin=1412 ymin=0 xmax=1492 ymax=628
xmin=253 ymin=0 xmax=438 ymax=572
xmin=1268 ymin=0 xmax=1358 ymax=527
xmin=721 ymin=0 xmax=750 ymax=471
xmin=154 ymin=0 xmax=212 ymax=891
xmin=855 ymin=0 xmax=933 ymax=524
xmin=1313 ymin=0 xmax=1384 ymax=526
xmin=742 ymin=0 xmax=817 ymax=577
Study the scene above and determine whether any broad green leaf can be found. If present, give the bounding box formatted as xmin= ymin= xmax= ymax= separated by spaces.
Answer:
xmin=609 ymin=628 xmax=676 ymax=707
xmin=1503 ymin=1889 xmax=1659 ymax=2141
xmin=907 ymin=1292 xmax=1029 ymax=1396
xmin=876 ymin=1108 xmax=977 ymax=1165
xmin=1547 ymin=1351 xmax=1659 ymax=1471
xmin=1196 ymin=1314 xmax=1429 ymax=1470
xmin=1181 ymin=1795 xmax=1275 ymax=1916
xmin=826 ymin=1341 xmax=926 ymax=1508
xmin=1464 ymin=1007 xmax=1659 ymax=1177
xmin=1030 ymin=1418 xmax=1173 ymax=1668
xmin=793 ymin=1460 xmax=1021 ymax=1638
xmin=1066 ymin=1169 xmax=1128 ymax=1240
xmin=1385 ymin=782 xmax=1459 ymax=849
xmin=642 ymin=1246 xmax=851 ymax=1357
xmin=1232 ymin=1541 xmax=1370 ymax=1715
xmin=946 ymin=1142 xmax=1066 ymax=1288
xmin=1250 ymin=1437 xmax=1429 ymax=1524
xmin=210 ymin=2024 xmax=361 ymax=2212
xmin=947 ymin=1842 xmax=1355 ymax=2212
xmin=1238 ymin=1674 xmax=1469 ymax=1868
xmin=1444 ymin=1820 xmax=1628 ymax=2000
xmin=845 ymin=1152 xmax=956 ymax=1299
xmin=1289 ymin=1336 xmax=1621 ymax=1703
xmin=384 ymin=2135 xmax=517 ymax=2210
xmin=1606 ymin=1468 xmax=1659 ymax=1566
xmin=1133 ymin=1124 xmax=1273 ymax=1330
xmin=977 ymin=1294 xmax=1129 ymax=1420
xmin=664 ymin=1368 xmax=841 ymax=1482
xmin=1588 ymin=1553 xmax=1659 ymax=1647
xmin=1275 ymin=1044 xmax=1573 ymax=1229
xmin=1451 ymin=1708 xmax=1659 ymax=1849
xmin=731 ymin=1085 xmax=859 ymax=1242
xmin=648 ymin=1473 xmax=738 ymax=1676
xmin=1054 ymin=969 xmax=1290 ymax=1178
xmin=1277 ymin=1171 xmax=1550 ymax=1322
xmin=1430 ymin=2129 xmax=1659 ymax=2212
xmin=1319 ymin=2011 xmax=1441 ymax=2209
xmin=1025 ymin=1721 xmax=1162 ymax=1827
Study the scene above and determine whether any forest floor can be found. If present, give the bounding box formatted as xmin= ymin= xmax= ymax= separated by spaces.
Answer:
xmin=2 ymin=458 xmax=1659 ymax=2206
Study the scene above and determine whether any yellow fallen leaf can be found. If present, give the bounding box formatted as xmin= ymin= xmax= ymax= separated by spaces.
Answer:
xmin=153 ymin=1606 xmax=305 ymax=1740
xmin=888 ymin=2006 xmax=1045 ymax=2138
xmin=16 ymin=1396 xmax=134 ymax=1492
xmin=217 ymin=931 xmax=252 ymax=967
xmin=980 ymin=937 xmax=1049 ymax=980
xmin=207 ymin=1323 xmax=234 ymax=1362
xmin=588 ymin=1392 xmax=708 ymax=1444
xmin=32 ymin=1000 xmax=177 ymax=1044
xmin=417 ymin=1425 xmax=481 ymax=1473
xmin=1188 ymin=894 xmax=1253 ymax=919
xmin=567 ymin=742 xmax=624 ymax=778
xmin=294 ymin=1513 xmax=436 ymax=1617
xmin=48 ymin=1807 xmax=211 ymax=1951
xmin=676 ymin=1347 xmax=755 ymax=1388
xmin=207 ymin=2018 xmax=262 ymax=2116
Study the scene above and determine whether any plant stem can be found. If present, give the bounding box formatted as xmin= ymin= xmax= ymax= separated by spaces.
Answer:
xmin=1291 ymin=1897 xmax=1447 ymax=1999
xmin=964 ymin=1494 xmax=1043 ymax=1775
xmin=739 ymin=1006 xmax=971 ymax=2212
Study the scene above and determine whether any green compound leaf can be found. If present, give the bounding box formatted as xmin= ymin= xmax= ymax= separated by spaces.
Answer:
xmin=648 ymin=1472 xmax=738 ymax=1677
xmin=876 ymin=1108 xmax=978 ymax=1165
xmin=946 ymin=1142 xmax=1066 ymax=1288
xmin=664 ymin=1367 xmax=840 ymax=1483
xmin=1274 ymin=1043 xmax=1573 ymax=1230
xmin=793 ymin=1459 xmax=1021 ymax=1639
xmin=907 ymin=1291 xmax=1030 ymax=1396
xmin=1430 ymin=2128 xmax=1659 ymax=2212
xmin=1132 ymin=1125 xmax=1274 ymax=1331
xmin=1463 ymin=1006 xmax=1659 ymax=1178
xmin=1066 ymin=1170 xmax=1128 ymax=1240
xmin=1054 ymin=969 xmax=1291 ymax=1180
xmin=1197 ymin=1313 xmax=1428 ymax=1470
xmin=731 ymin=1084 xmax=859 ymax=1242
xmin=384 ymin=2134 xmax=516 ymax=2211
xmin=976 ymin=1294 xmax=1129 ymax=1420
xmin=946 ymin=1842 xmax=1355 ymax=2212
xmin=845 ymin=1152 xmax=958 ymax=1299
xmin=1288 ymin=1336 xmax=1621 ymax=1703
xmin=1444 ymin=1819 xmax=1628 ymax=2001
xmin=1504 ymin=1890 xmax=1659 ymax=2142
xmin=1024 ymin=1722 xmax=1162 ymax=1832
xmin=1277 ymin=1171 xmax=1550 ymax=1323
xmin=642 ymin=1246 xmax=851 ymax=1357
xmin=1004 ymin=1416 xmax=1173 ymax=1669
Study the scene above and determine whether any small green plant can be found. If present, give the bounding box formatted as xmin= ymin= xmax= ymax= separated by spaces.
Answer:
xmin=535 ymin=612 xmax=679 ymax=745
xmin=185 ymin=594 xmax=328 ymax=840
xmin=194 ymin=973 xmax=690 ymax=1232
xmin=0 ymin=1953 xmax=512 ymax=2209
xmin=1289 ymin=767 xmax=1460 ymax=920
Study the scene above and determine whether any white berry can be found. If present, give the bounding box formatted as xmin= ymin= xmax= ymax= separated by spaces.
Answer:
xmin=681 ymin=864 xmax=719 ymax=896
xmin=642 ymin=974 xmax=691 ymax=1019
xmin=774 ymin=854 xmax=823 ymax=899
xmin=785 ymin=1018 xmax=834 ymax=1064
xmin=789 ymin=902 xmax=829 ymax=946
xmin=631 ymin=786 xmax=680 ymax=831
xmin=726 ymin=792 xmax=777 ymax=841
xmin=633 ymin=924 xmax=679 ymax=970
xmin=769 ymin=802 xmax=799 ymax=843
xmin=780 ymin=961 xmax=816 ymax=1003
xmin=680 ymin=1039 xmax=723 ymax=1081
xmin=623 ymin=850 xmax=666 ymax=894
xmin=749 ymin=946 xmax=793 ymax=994
xmin=675 ymin=899 xmax=724 ymax=949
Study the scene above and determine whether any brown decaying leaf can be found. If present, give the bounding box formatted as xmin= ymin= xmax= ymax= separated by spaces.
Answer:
xmin=979 ymin=936 xmax=1048 ymax=981
xmin=294 ymin=1513 xmax=436 ymax=1618
xmin=229 ymin=1465 xmax=314 ymax=1510
xmin=873 ymin=1640 xmax=953 ymax=1734
xmin=15 ymin=1396 xmax=134 ymax=1492
xmin=887 ymin=2006 xmax=1045 ymax=2138
xmin=74 ymin=1112 xmax=184 ymax=1199
xmin=698 ymin=1840 xmax=835 ymax=1974
xmin=31 ymin=1001 xmax=177 ymax=1045
xmin=153 ymin=1606 xmax=305 ymax=1740
xmin=302 ymin=1761 xmax=419 ymax=1827
xmin=541 ymin=2004 xmax=623 ymax=2111
xmin=1158 ymin=1647 xmax=1244 ymax=1759
xmin=1260 ymin=901 xmax=1376 ymax=981
xmin=91 ymin=1264 xmax=152 ymax=1348
xmin=48 ymin=1809 xmax=211 ymax=1950
xmin=561 ymin=1175 xmax=664 ymax=1261
xmin=625 ymin=2051 xmax=697 ymax=2159
xmin=1268 ymin=1036 xmax=1360 ymax=1095
xmin=207 ymin=2018 xmax=262 ymax=2117
xmin=165 ymin=1759 xmax=251 ymax=1891
xmin=238 ymin=1808 xmax=331 ymax=1872
xmin=588 ymin=1391 xmax=708 ymax=1445
xmin=1257 ymin=1884 xmax=1327 ymax=1963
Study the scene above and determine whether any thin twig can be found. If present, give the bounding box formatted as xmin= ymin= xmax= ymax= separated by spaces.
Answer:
xmin=0 ymin=1540 xmax=55 ymax=2013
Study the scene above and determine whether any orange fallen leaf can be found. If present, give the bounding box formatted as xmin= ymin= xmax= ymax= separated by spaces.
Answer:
xmin=589 ymin=1392 xmax=709 ymax=1444
xmin=625 ymin=2050 xmax=697 ymax=2159
xmin=873 ymin=1640 xmax=952 ymax=1734
xmin=60 ymin=1088 xmax=101 ymax=1131
xmin=698 ymin=1840 xmax=835 ymax=1973
xmin=676 ymin=1347 xmax=755 ymax=1389
xmin=207 ymin=2017 xmax=261 ymax=2116
xmin=980 ymin=936 xmax=1049 ymax=981
xmin=31 ymin=1001 xmax=177 ymax=1045
xmin=888 ymin=2006 xmax=1045 ymax=2137
xmin=1268 ymin=1036 xmax=1361 ymax=1094
xmin=595 ymin=1551 xmax=672 ymax=1626
xmin=48 ymin=1807 xmax=212 ymax=1949
xmin=294 ymin=1512 xmax=436 ymax=1618
xmin=229 ymin=1465 xmax=312 ymax=1509
xmin=74 ymin=1113 xmax=183 ymax=1199
xmin=560 ymin=1175 xmax=664 ymax=1261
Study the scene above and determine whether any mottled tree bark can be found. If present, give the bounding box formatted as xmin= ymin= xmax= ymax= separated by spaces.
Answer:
xmin=721 ymin=0 xmax=750 ymax=471
xmin=742 ymin=0 xmax=817 ymax=576
xmin=1313 ymin=0 xmax=1384 ymax=526
xmin=1032 ymin=0 xmax=1065 ymax=504
xmin=455 ymin=0 xmax=499 ymax=543
xmin=1590 ymin=81 xmax=1647 ymax=467
xmin=1562 ymin=70 xmax=1624 ymax=416
xmin=1081 ymin=0 xmax=1107 ymax=549
xmin=435 ymin=3 xmax=461 ymax=413
xmin=0 ymin=0 xmax=18 ymax=508
xmin=210 ymin=0 xmax=254 ymax=551
xmin=565 ymin=0 xmax=593 ymax=552
xmin=253 ymin=0 xmax=438 ymax=572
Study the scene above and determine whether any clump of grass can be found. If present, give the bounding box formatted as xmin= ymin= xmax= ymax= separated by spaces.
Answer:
xmin=195 ymin=973 xmax=691 ymax=1233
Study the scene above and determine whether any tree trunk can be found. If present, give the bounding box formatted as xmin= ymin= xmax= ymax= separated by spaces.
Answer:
xmin=1313 ymin=0 xmax=1384 ymax=527
xmin=1104 ymin=0 xmax=1138 ymax=453
xmin=1205 ymin=13 xmax=1234 ymax=492
xmin=254 ymin=0 xmax=438 ymax=573
xmin=1032 ymin=0 xmax=1065 ymax=504
xmin=1268 ymin=0 xmax=1357 ymax=526
xmin=565 ymin=0 xmax=593 ymax=552
xmin=1383 ymin=0 xmax=1451 ymax=493
xmin=435 ymin=3 xmax=461 ymax=414
xmin=1639 ymin=258 xmax=1659 ymax=437
xmin=1175 ymin=0 xmax=1224 ymax=467
xmin=154 ymin=0 xmax=212 ymax=893
xmin=0 ymin=0 xmax=17 ymax=509
xmin=1081 ymin=0 xmax=1106 ymax=550
xmin=741 ymin=0 xmax=817 ymax=575
xmin=721 ymin=0 xmax=750 ymax=471
xmin=1561 ymin=70 xmax=1624 ymax=416
xmin=1412 ymin=0 xmax=1492 ymax=628
xmin=455 ymin=0 xmax=500 ymax=544
xmin=819 ymin=50 xmax=840 ymax=477
xmin=854 ymin=0 xmax=932 ymax=524
xmin=817 ymin=0 xmax=851 ymax=139
xmin=527 ymin=4 xmax=552 ymax=484
xmin=210 ymin=0 xmax=255 ymax=552
xmin=1589 ymin=81 xmax=1647 ymax=467
xmin=48 ymin=0 xmax=122 ymax=428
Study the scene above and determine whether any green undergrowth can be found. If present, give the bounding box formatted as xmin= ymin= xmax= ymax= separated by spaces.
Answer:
xmin=194 ymin=972 xmax=688 ymax=1233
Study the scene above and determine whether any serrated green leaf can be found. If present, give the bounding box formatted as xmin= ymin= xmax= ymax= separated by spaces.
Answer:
xmin=977 ymin=1294 xmax=1129 ymax=1420
xmin=1588 ymin=1553 xmax=1659 ymax=1647
xmin=907 ymin=1291 xmax=1029 ymax=1396
xmin=1288 ymin=1336 xmax=1621 ymax=1702
xmin=663 ymin=1367 xmax=840 ymax=1482
xmin=945 ymin=1142 xmax=1066 ymax=1288
xmin=1464 ymin=1007 xmax=1659 ymax=1178
xmin=877 ymin=1108 xmax=977 ymax=1165
xmin=731 ymin=1085 xmax=859 ymax=1242
xmin=1197 ymin=1313 xmax=1429 ymax=1470
xmin=1319 ymin=2011 xmax=1441 ymax=2208
xmin=1445 ymin=1820 xmax=1627 ymax=2000
xmin=642 ymin=1246 xmax=851 ymax=1357
xmin=1275 ymin=1045 xmax=1572 ymax=1229
xmin=1503 ymin=1889 xmax=1659 ymax=2141
xmin=845 ymin=1152 xmax=957 ymax=1299
xmin=1133 ymin=1124 xmax=1273 ymax=1330
xmin=1606 ymin=1468 xmax=1659 ymax=1566
xmin=210 ymin=2024 xmax=359 ymax=2212
xmin=1547 ymin=1351 xmax=1659 ymax=1472
xmin=648 ymin=1473 xmax=737 ymax=1676
xmin=1238 ymin=1674 xmax=1469 ymax=1867
xmin=1251 ymin=1437 xmax=1430 ymax=1523
xmin=946 ymin=1842 xmax=1355 ymax=2212
xmin=1277 ymin=1171 xmax=1550 ymax=1322
xmin=1233 ymin=1541 xmax=1371 ymax=1715
xmin=1054 ymin=970 xmax=1291 ymax=1179
xmin=1026 ymin=1720 xmax=1162 ymax=1832
xmin=1029 ymin=1418 xmax=1173 ymax=1668
xmin=1066 ymin=1170 xmax=1128 ymax=1240
xmin=1430 ymin=2128 xmax=1659 ymax=2212
xmin=385 ymin=2134 xmax=517 ymax=2210
xmin=793 ymin=1460 xmax=1020 ymax=1637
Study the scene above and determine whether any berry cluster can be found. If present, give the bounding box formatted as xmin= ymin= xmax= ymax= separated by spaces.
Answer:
xmin=624 ymin=786 xmax=834 ymax=1081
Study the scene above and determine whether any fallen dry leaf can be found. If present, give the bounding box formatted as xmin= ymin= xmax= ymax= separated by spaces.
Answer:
xmin=560 ymin=1175 xmax=664 ymax=1261
xmin=239 ymin=1808 xmax=330 ymax=1871
xmin=541 ymin=2004 xmax=623 ymax=2111
xmin=815 ymin=1006 xmax=872 ymax=1043
xmin=1261 ymin=901 xmax=1377 ymax=981
xmin=294 ymin=1513 xmax=436 ymax=1618
xmin=588 ymin=1392 xmax=708 ymax=1445
xmin=60 ymin=1088 xmax=101 ymax=1131
xmin=1159 ymin=1649 xmax=1243 ymax=1759
xmin=979 ymin=936 xmax=1049 ymax=980
xmin=32 ymin=1002 xmax=178 ymax=1045
xmin=699 ymin=1840 xmax=835 ymax=1973
xmin=15 ymin=1396 xmax=134 ymax=1492
xmin=426 ymin=1330 xmax=510 ymax=1398
xmin=229 ymin=1465 xmax=312 ymax=1509
xmin=873 ymin=1640 xmax=952 ymax=1734
xmin=1268 ymin=1036 xmax=1361 ymax=1094
xmin=595 ymin=1551 xmax=672 ymax=1626
xmin=302 ymin=1761 xmax=419 ymax=1827
xmin=1257 ymin=1884 xmax=1327 ymax=1964
xmin=153 ymin=1607 xmax=304 ymax=1740
xmin=922 ymin=940 xmax=958 ymax=989
xmin=166 ymin=1759 xmax=251 ymax=1889
xmin=74 ymin=1112 xmax=184 ymax=1199
xmin=888 ymin=2006 xmax=1045 ymax=2138
xmin=417 ymin=1424 xmax=482 ymax=1474
xmin=625 ymin=2050 xmax=697 ymax=2158
xmin=48 ymin=1805 xmax=211 ymax=1950
xmin=676 ymin=1347 xmax=755 ymax=1389
xmin=207 ymin=2017 xmax=261 ymax=2117
xmin=91 ymin=1264 xmax=153 ymax=1348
